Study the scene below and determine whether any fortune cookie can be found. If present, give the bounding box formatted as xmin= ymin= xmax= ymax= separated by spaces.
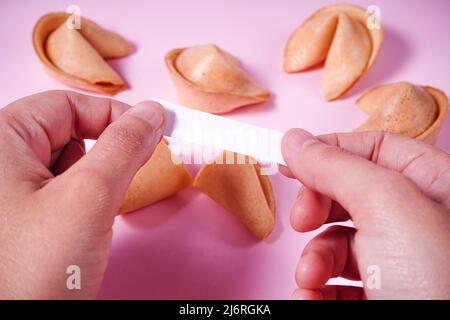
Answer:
xmin=165 ymin=44 xmax=270 ymax=114
xmin=193 ymin=152 xmax=276 ymax=239
xmin=356 ymin=82 xmax=449 ymax=144
xmin=284 ymin=4 xmax=383 ymax=100
xmin=120 ymin=139 xmax=192 ymax=213
xmin=33 ymin=13 xmax=132 ymax=95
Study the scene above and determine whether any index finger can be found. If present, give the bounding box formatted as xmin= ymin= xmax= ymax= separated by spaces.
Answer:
xmin=282 ymin=132 xmax=450 ymax=207
xmin=281 ymin=129 xmax=435 ymax=224
xmin=313 ymin=130 xmax=449 ymax=207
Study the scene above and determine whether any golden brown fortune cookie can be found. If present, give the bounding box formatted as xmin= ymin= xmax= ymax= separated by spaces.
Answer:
xmin=284 ymin=4 xmax=384 ymax=101
xmin=193 ymin=152 xmax=276 ymax=240
xmin=355 ymin=82 xmax=449 ymax=144
xmin=120 ymin=139 xmax=192 ymax=214
xmin=33 ymin=12 xmax=132 ymax=95
xmin=165 ymin=44 xmax=271 ymax=114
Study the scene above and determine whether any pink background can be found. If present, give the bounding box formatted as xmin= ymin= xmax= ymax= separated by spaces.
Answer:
xmin=0 ymin=0 xmax=449 ymax=299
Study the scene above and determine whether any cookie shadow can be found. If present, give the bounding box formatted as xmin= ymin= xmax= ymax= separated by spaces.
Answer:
xmin=231 ymin=93 xmax=277 ymax=115
xmin=121 ymin=187 xmax=198 ymax=230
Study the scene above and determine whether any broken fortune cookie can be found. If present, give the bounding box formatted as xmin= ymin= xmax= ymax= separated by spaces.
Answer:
xmin=193 ymin=152 xmax=276 ymax=240
xmin=356 ymin=81 xmax=449 ymax=144
xmin=33 ymin=12 xmax=132 ymax=95
xmin=165 ymin=44 xmax=270 ymax=114
xmin=120 ymin=139 xmax=193 ymax=214
xmin=284 ymin=4 xmax=383 ymax=100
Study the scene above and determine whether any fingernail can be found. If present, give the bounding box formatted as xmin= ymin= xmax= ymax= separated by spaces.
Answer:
xmin=128 ymin=101 xmax=166 ymax=130
xmin=284 ymin=129 xmax=316 ymax=152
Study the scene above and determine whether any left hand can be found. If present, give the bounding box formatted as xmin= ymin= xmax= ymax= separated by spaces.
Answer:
xmin=0 ymin=90 xmax=165 ymax=299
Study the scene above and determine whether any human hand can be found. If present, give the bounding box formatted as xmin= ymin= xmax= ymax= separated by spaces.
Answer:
xmin=281 ymin=129 xmax=450 ymax=299
xmin=0 ymin=90 xmax=165 ymax=299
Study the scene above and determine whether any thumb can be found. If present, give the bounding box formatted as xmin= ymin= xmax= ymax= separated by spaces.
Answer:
xmin=66 ymin=101 xmax=166 ymax=211
xmin=281 ymin=128 xmax=431 ymax=225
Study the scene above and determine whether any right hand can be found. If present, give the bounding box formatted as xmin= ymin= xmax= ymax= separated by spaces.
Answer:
xmin=281 ymin=128 xmax=450 ymax=299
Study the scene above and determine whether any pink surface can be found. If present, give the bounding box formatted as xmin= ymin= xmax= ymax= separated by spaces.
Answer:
xmin=0 ymin=0 xmax=449 ymax=299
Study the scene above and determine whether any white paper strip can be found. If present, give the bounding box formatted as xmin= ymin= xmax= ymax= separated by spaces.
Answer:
xmin=152 ymin=98 xmax=286 ymax=165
